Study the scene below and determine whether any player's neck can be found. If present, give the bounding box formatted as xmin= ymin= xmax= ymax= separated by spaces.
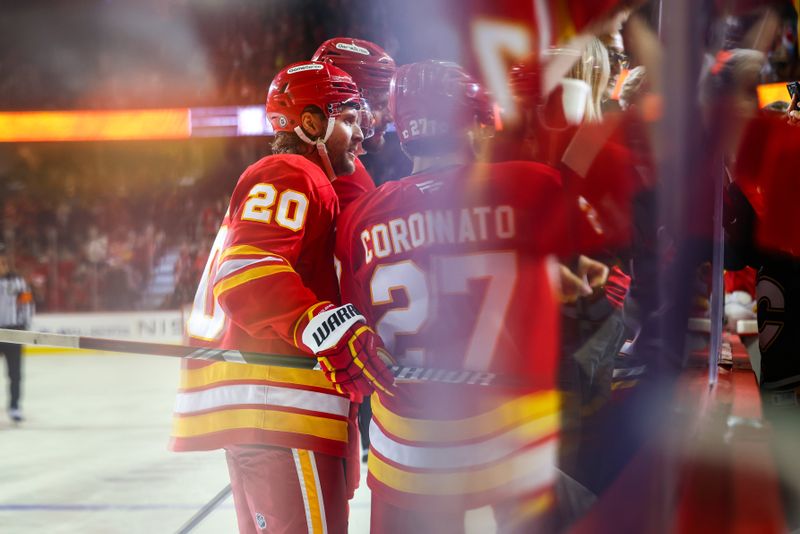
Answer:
xmin=302 ymin=146 xmax=336 ymax=182
xmin=411 ymin=151 xmax=471 ymax=175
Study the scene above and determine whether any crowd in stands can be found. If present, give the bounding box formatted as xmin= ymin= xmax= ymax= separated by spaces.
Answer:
xmin=0 ymin=0 xmax=394 ymax=110
xmin=0 ymin=139 xmax=261 ymax=312
xmin=0 ymin=135 xmax=409 ymax=313
xmin=3 ymin=1 xmax=798 ymax=112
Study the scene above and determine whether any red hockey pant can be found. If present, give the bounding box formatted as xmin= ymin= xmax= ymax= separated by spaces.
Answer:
xmin=225 ymin=445 xmax=348 ymax=534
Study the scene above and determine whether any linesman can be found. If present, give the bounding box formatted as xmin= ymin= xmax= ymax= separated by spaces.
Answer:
xmin=0 ymin=244 xmax=34 ymax=423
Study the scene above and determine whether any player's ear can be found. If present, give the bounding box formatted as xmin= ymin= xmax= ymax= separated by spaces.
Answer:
xmin=301 ymin=111 xmax=324 ymax=138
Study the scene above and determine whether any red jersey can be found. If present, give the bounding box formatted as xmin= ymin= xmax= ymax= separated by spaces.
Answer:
xmin=171 ymin=154 xmax=353 ymax=458
xmin=735 ymin=116 xmax=800 ymax=256
xmin=336 ymin=161 xmax=566 ymax=510
xmin=397 ymin=0 xmax=626 ymax=122
xmin=332 ymin=157 xmax=376 ymax=212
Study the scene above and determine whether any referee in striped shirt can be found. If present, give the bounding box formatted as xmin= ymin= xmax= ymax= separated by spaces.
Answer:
xmin=0 ymin=244 xmax=34 ymax=423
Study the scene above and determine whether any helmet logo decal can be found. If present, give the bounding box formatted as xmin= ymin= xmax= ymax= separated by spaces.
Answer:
xmin=335 ymin=42 xmax=370 ymax=55
xmin=287 ymin=63 xmax=324 ymax=74
xmin=278 ymin=115 xmax=288 ymax=127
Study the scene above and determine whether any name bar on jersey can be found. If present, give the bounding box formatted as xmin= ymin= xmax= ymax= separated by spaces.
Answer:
xmin=360 ymin=205 xmax=516 ymax=264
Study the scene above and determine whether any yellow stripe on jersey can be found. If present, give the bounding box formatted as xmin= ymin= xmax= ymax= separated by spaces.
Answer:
xmin=219 ymin=245 xmax=291 ymax=264
xmin=349 ymin=326 xmax=393 ymax=396
xmin=296 ymin=450 xmax=326 ymax=534
xmin=180 ymin=362 xmax=336 ymax=391
xmin=212 ymin=264 xmax=295 ymax=299
xmin=367 ymin=442 xmax=554 ymax=496
xmin=172 ymin=408 xmax=347 ymax=442
xmin=371 ymin=390 xmax=560 ymax=443
xmin=369 ymin=412 xmax=559 ymax=471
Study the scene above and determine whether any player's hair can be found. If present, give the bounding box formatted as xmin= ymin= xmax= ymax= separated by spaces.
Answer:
xmin=566 ymin=37 xmax=611 ymax=123
xmin=619 ymin=66 xmax=647 ymax=110
xmin=699 ymin=48 xmax=765 ymax=106
xmin=271 ymin=132 xmax=310 ymax=155
xmin=270 ymin=106 xmax=324 ymax=155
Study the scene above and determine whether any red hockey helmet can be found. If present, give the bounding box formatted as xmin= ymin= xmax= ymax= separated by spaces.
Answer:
xmin=389 ymin=60 xmax=494 ymax=146
xmin=311 ymin=38 xmax=396 ymax=94
xmin=266 ymin=61 xmax=372 ymax=139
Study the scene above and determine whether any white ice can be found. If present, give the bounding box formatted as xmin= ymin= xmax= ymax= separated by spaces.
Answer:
xmin=0 ymin=351 xmax=372 ymax=533
xmin=0 ymin=351 xmax=497 ymax=533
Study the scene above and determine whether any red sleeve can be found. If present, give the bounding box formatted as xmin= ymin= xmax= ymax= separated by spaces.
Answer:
xmin=213 ymin=157 xmax=335 ymax=348
xmin=746 ymin=118 xmax=800 ymax=256
xmin=334 ymin=196 xmax=368 ymax=314
xmin=495 ymin=161 xmax=572 ymax=257
xmin=734 ymin=117 xmax=772 ymax=218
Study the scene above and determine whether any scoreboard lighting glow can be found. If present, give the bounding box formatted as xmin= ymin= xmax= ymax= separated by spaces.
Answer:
xmin=757 ymin=82 xmax=791 ymax=109
xmin=0 ymin=105 xmax=400 ymax=142
xmin=0 ymin=109 xmax=191 ymax=142
xmin=237 ymin=106 xmax=268 ymax=136
xmin=0 ymin=106 xmax=275 ymax=142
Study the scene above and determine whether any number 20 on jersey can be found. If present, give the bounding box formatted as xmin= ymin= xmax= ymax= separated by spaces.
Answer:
xmin=242 ymin=183 xmax=309 ymax=231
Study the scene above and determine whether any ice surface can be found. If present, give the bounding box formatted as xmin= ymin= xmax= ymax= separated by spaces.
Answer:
xmin=0 ymin=352 xmax=371 ymax=533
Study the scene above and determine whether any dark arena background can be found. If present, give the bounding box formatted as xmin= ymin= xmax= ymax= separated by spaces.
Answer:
xmin=1 ymin=1 xmax=799 ymax=532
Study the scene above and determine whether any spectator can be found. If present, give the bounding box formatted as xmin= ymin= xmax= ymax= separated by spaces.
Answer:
xmin=566 ymin=37 xmax=612 ymax=124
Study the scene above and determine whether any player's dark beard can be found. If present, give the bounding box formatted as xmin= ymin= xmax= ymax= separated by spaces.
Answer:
xmin=331 ymin=146 xmax=356 ymax=176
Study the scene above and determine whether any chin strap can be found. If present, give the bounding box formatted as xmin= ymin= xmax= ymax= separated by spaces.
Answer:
xmin=294 ymin=117 xmax=337 ymax=181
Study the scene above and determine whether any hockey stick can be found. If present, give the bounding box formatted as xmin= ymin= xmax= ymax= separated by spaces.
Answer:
xmin=175 ymin=483 xmax=232 ymax=534
xmin=0 ymin=328 xmax=500 ymax=386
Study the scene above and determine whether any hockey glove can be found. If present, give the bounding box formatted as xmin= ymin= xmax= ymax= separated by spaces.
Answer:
xmin=295 ymin=302 xmax=396 ymax=401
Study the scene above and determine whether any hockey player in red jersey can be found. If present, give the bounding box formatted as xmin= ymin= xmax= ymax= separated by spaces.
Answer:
xmin=335 ymin=60 xmax=570 ymax=533
xmin=312 ymin=36 xmax=398 ymax=462
xmin=312 ymin=37 xmax=396 ymax=210
xmin=171 ymin=61 xmax=395 ymax=534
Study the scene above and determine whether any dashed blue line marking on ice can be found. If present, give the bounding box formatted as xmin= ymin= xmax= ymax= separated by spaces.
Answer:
xmin=0 ymin=503 xmax=235 ymax=511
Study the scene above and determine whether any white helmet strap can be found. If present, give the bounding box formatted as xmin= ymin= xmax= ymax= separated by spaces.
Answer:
xmin=293 ymin=116 xmax=336 ymax=144
xmin=294 ymin=116 xmax=337 ymax=181
xmin=315 ymin=142 xmax=337 ymax=181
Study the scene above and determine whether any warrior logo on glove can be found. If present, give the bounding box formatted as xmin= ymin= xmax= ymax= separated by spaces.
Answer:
xmin=304 ymin=303 xmax=364 ymax=352
xmin=295 ymin=302 xmax=396 ymax=401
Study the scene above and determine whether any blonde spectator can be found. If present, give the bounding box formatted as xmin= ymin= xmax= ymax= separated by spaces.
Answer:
xmin=619 ymin=65 xmax=647 ymax=110
xmin=566 ymin=37 xmax=611 ymax=123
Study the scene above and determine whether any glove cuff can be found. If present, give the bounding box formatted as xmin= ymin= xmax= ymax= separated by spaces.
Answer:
xmin=297 ymin=303 xmax=366 ymax=355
